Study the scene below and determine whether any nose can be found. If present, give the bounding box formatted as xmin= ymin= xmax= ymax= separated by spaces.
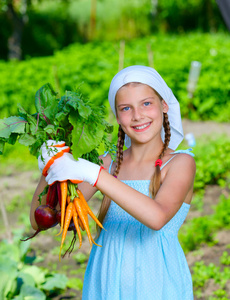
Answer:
xmin=132 ymin=107 xmax=143 ymax=121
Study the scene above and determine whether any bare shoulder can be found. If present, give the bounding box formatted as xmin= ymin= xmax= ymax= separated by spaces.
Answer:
xmin=167 ymin=152 xmax=196 ymax=181
xmin=158 ymin=152 xmax=196 ymax=206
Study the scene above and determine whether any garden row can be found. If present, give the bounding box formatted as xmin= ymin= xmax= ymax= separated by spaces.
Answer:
xmin=0 ymin=32 xmax=230 ymax=123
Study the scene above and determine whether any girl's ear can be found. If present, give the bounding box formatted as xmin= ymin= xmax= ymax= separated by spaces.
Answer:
xmin=162 ymin=100 xmax=169 ymax=113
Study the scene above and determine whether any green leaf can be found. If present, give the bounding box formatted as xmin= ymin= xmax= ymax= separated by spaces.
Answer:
xmin=16 ymin=284 xmax=46 ymax=300
xmin=41 ymin=273 xmax=68 ymax=291
xmin=35 ymin=83 xmax=58 ymax=122
xmin=0 ymin=242 xmax=21 ymax=262
xmin=17 ymin=272 xmax=36 ymax=288
xmin=18 ymin=134 xmax=36 ymax=146
xmin=69 ymin=113 xmax=104 ymax=159
xmin=59 ymin=91 xmax=92 ymax=118
xmin=55 ymin=111 xmax=68 ymax=123
xmin=44 ymin=124 xmax=56 ymax=135
xmin=77 ymin=98 xmax=92 ymax=118
xmin=8 ymin=132 xmax=18 ymax=145
xmin=0 ymin=141 xmax=5 ymax=154
xmin=21 ymin=265 xmax=46 ymax=286
xmin=0 ymin=258 xmax=18 ymax=299
xmin=104 ymin=120 xmax=113 ymax=133
xmin=67 ymin=277 xmax=83 ymax=290
xmin=0 ymin=116 xmax=26 ymax=138
xmin=19 ymin=239 xmax=31 ymax=261
xmin=17 ymin=104 xmax=38 ymax=135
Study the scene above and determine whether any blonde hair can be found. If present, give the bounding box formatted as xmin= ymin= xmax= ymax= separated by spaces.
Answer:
xmin=96 ymin=85 xmax=171 ymax=234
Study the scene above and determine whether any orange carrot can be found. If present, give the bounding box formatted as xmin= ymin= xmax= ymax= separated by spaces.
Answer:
xmin=56 ymin=181 xmax=68 ymax=236
xmin=74 ymin=197 xmax=102 ymax=248
xmin=72 ymin=204 xmax=82 ymax=249
xmin=59 ymin=201 xmax=73 ymax=261
xmin=78 ymin=216 xmax=85 ymax=231
xmin=77 ymin=189 xmax=104 ymax=230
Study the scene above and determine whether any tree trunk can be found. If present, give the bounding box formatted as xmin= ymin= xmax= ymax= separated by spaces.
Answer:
xmin=6 ymin=3 xmax=25 ymax=60
xmin=89 ymin=0 xmax=97 ymax=40
xmin=216 ymin=0 xmax=230 ymax=31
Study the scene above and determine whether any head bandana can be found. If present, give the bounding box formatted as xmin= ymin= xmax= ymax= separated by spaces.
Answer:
xmin=108 ymin=65 xmax=184 ymax=150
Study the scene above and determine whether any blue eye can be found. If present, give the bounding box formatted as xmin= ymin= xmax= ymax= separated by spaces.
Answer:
xmin=122 ymin=107 xmax=130 ymax=111
xmin=144 ymin=102 xmax=151 ymax=106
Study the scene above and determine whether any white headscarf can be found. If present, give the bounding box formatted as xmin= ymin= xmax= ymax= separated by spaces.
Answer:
xmin=108 ymin=65 xmax=184 ymax=150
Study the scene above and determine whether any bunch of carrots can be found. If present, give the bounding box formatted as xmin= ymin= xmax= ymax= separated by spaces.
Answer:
xmin=58 ymin=180 xmax=104 ymax=260
xmin=22 ymin=180 xmax=104 ymax=260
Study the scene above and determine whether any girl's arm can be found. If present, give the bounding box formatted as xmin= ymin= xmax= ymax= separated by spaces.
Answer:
xmin=96 ymin=153 xmax=196 ymax=230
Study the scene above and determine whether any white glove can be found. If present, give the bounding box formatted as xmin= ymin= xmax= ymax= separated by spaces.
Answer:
xmin=45 ymin=152 xmax=103 ymax=186
xmin=38 ymin=140 xmax=70 ymax=176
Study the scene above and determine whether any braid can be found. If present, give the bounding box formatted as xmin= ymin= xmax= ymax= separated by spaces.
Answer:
xmin=96 ymin=125 xmax=125 ymax=235
xmin=149 ymin=112 xmax=171 ymax=198
xmin=161 ymin=113 xmax=171 ymax=158
xmin=114 ymin=125 xmax=125 ymax=177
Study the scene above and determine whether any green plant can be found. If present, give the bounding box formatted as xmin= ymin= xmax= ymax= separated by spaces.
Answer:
xmin=74 ymin=252 xmax=89 ymax=265
xmin=192 ymin=260 xmax=230 ymax=298
xmin=0 ymin=33 xmax=230 ymax=123
xmin=193 ymin=135 xmax=230 ymax=192
xmin=0 ymin=228 xmax=69 ymax=299
xmin=179 ymin=192 xmax=230 ymax=253
xmin=220 ymin=251 xmax=230 ymax=266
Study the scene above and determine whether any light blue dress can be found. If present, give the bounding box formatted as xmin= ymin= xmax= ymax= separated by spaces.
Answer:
xmin=82 ymin=150 xmax=194 ymax=300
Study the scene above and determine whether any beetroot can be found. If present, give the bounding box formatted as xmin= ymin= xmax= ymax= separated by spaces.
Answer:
xmin=21 ymin=205 xmax=58 ymax=241
xmin=35 ymin=205 xmax=58 ymax=229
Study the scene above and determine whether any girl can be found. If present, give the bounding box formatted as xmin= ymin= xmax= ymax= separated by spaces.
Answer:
xmin=31 ymin=66 xmax=196 ymax=299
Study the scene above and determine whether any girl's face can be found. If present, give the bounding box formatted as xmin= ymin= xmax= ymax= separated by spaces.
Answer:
xmin=115 ymin=83 xmax=168 ymax=146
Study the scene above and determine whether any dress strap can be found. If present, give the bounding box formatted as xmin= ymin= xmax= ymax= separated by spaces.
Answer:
xmin=103 ymin=151 xmax=114 ymax=175
xmin=108 ymin=160 xmax=113 ymax=174
xmin=160 ymin=157 xmax=175 ymax=171
xmin=105 ymin=149 xmax=194 ymax=173
xmin=160 ymin=148 xmax=194 ymax=171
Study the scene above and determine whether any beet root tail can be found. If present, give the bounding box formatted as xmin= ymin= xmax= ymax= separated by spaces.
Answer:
xmin=20 ymin=229 xmax=41 ymax=241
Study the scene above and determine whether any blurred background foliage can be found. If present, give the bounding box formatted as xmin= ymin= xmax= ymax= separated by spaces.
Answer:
xmin=0 ymin=0 xmax=229 ymax=123
xmin=0 ymin=0 xmax=228 ymax=60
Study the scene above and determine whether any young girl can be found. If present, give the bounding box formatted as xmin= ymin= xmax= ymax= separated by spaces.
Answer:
xmin=31 ymin=65 xmax=196 ymax=300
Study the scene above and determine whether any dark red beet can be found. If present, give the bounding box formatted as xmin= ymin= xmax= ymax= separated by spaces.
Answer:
xmin=56 ymin=210 xmax=61 ymax=224
xmin=67 ymin=220 xmax=75 ymax=231
xmin=35 ymin=205 xmax=58 ymax=230
xmin=56 ymin=182 xmax=62 ymax=207
xmin=47 ymin=183 xmax=59 ymax=209
xmin=21 ymin=205 xmax=58 ymax=242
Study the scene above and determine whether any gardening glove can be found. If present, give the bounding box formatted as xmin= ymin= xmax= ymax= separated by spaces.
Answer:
xmin=45 ymin=152 xmax=104 ymax=187
xmin=38 ymin=140 xmax=70 ymax=176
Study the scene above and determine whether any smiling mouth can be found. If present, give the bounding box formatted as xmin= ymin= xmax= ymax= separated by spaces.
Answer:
xmin=132 ymin=122 xmax=151 ymax=131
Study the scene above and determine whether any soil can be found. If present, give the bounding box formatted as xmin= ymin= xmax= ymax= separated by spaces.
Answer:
xmin=0 ymin=120 xmax=230 ymax=299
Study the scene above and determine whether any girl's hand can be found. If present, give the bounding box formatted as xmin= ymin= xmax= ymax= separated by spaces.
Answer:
xmin=38 ymin=140 xmax=70 ymax=176
xmin=45 ymin=153 xmax=103 ymax=186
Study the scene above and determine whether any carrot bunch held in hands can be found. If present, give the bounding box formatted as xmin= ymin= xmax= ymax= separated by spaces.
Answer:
xmin=58 ymin=180 xmax=104 ymax=260
xmin=22 ymin=139 xmax=105 ymax=259
xmin=22 ymin=179 xmax=104 ymax=260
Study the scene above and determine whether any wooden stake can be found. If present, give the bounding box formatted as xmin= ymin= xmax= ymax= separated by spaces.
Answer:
xmin=118 ymin=40 xmax=125 ymax=72
xmin=147 ymin=43 xmax=154 ymax=68
xmin=0 ymin=198 xmax=12 ymax=243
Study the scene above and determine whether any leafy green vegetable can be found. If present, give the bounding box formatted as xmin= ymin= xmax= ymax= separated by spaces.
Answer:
xmin=0 ymin=83 xmax=113 ymax=164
